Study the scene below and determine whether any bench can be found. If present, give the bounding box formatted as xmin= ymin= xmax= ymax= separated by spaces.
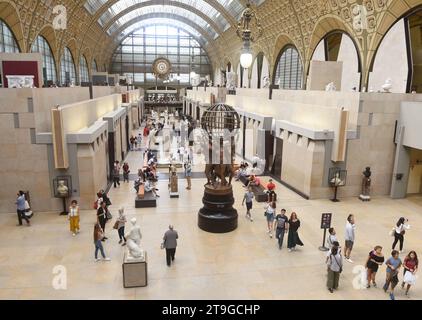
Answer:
xmin=135 ymin=184 xmax=157 ymax=208
xmin=240 ymin=176 xmax=277 ymax=203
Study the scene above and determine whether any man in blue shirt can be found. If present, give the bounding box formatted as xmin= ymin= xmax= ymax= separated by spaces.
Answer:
xmin=383 ymin=250 xmax=402 ymax=300
xmin=16 ymin=191 xmax=30 ymax=226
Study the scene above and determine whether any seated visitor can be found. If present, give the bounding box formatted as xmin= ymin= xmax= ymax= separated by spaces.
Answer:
xmin=266 ymin=179 xmax=276 ymax=202
xmin=145 ymin=179 xmax=160 ymax=198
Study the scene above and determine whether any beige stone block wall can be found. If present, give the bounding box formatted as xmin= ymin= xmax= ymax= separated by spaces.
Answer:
xmin=120 ymin=117 xmax=128 ymax=158
xmin=77 ymin=136 xmax=108 ymax=210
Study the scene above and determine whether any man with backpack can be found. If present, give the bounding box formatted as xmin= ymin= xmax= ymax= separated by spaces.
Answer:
xmin=274 ymin=209 xmax=289 ymax=250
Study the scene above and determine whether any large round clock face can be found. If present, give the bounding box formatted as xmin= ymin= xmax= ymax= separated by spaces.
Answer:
xmin=153 ymin=58 xmax=172 ymax=79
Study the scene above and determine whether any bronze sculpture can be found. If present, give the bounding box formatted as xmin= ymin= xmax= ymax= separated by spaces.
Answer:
xmin=359 ymin=167 xmax=372 ymax=201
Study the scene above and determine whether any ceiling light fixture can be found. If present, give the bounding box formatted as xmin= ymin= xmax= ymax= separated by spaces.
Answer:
xmin=236 ymin=1 xmax=263 ymax=69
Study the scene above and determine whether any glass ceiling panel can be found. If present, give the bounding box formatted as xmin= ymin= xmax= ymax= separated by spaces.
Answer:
xmin=106 ymin=6 xmax=217 ymax=39
xmin=116 ymin=18 xmax=208 ymax=46
xmin=84 ymin=0 xmax=108 ymax=14
xmin=98 ymin=0 xmax=230 ymax=32
xmin=215 ymin=0 xmax=244 ymax=20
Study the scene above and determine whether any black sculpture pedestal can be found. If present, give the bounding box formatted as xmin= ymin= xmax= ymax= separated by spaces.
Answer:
xmin=198 ymin=185 xmax=238 ymax=233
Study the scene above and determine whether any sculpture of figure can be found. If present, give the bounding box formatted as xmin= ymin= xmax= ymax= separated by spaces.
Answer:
xmin=382 ymin=78 xmax=393 ymax=93
xmin=262 ymin=76 xmax=270 ymax=89
xmin=205 ymin=164 xmax=234 ymax=187
xmin=226 ymin=72 xmax=237 ymax=91
xmin=57 ymin=180 xmax=69 ymax=197
xmin=330 ymin=172 xmax=343 ymax=186
xmin=325 ymin=82 xmax=337 ymax=92
xmin=360 ymin=167 xmax=372 ymax=201
xmin=125 ymin=218 xmax=144 ymax=260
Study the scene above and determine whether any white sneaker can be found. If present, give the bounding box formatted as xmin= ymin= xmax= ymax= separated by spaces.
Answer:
xmin=346 ymin=258 xmax=353 ymax=263
xmin=72 ymin=233 xmax=76 ymax=237
xmin=288 ymin=249 xmax=292 ymax=252
xmin=269 ymin=233 xmax=273 ymax=238
xmin=250 ymin=217 xmax=254 ymax=222
xmin=103 ymin=258 xmax=111 ymax=262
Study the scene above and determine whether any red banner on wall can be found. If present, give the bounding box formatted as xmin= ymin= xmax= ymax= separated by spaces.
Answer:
xmin=2 ymin=61 xmax=40 ymax=88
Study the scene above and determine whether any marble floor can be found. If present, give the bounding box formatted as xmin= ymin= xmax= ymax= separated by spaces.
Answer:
xmin=1 ymin=129 xmax=421 ymax=300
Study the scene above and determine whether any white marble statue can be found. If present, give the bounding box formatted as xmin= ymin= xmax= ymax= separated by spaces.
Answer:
xmin=262 ymin=76 xmax=270 ymax=89
xmin=57 ymin=180 xmax=69 ymax=197
xmin=325 ymin=82 xmax=337 ymax=92
xmin=382 ymin=78 xmax=393 ymax=93
xmin=125 ymin=218 xmax=144 ymax=260
xmin=6 ymin=75 xmax=35 ymax=88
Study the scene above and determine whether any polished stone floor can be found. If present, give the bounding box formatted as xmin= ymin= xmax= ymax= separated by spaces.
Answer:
xmin=1 ymin=131 xmax=421 ymax=300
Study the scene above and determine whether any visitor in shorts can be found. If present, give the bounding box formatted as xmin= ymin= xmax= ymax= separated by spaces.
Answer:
xmin=327 ymin=228 xmax=338 ymax=251
xmin=264 ymin=201 xmax=276 ymax=238
xmin=383 ymin=250 xmax=402 ymax=300
xmin=344 ymin=214 xmax=356 ymax=263
xmin=365 ymin=246 xmax=385 ymax=288
xmin=242 ymin=187 xmax=254 ymax=222
xmin=273 ymin=209 xmax=288 ymax=249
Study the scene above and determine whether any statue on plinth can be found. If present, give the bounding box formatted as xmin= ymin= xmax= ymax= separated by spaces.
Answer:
xmin=57 ymin=180 xmax=69 ymax=198
xmin=125 ymin=218 xmax=145 ymax=261
xmin=359 ymin=167 xmax=372 ymax=202
xmin=198 ymin=103 xmax=240 ymax=233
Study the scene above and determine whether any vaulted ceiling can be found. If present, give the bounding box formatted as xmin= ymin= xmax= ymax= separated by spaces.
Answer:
xmin=0 ymin=0 xmax=421 ymax=88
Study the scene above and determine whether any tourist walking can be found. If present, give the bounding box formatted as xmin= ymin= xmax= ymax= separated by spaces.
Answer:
xmin=274 ymin=209 xmax=289 ymax=249
xmin=97 ymin=201 xmax=109 ymax=241
xmin=115 ymin=207 xmax=127 ymax=246
xmin=326 ymin=244 xmax=343 ymax=293
xmin=327 ymin=228 xmax=339 ymax=251
xmin=365 ymin=246 xmax=385 ymax=288
xmin=392 ymin=217 xmax=410 ymax=253
xmin=264 ymin=201 xmax=276 ymax=238
xmin=184 ymin=160 xmax=192 ymax=190
xmin=242 ymin=187 xmax=254 ymax=222
xmin=93 ymin=223 xmax=111 ymax=262
xmin=401 ymin=251 xmax=418 ymax=297
xmin=123 ymin=162 xmax=130 ymax=183
xmin=15 ymin=191 xmax=30 ymax=226
xmin=163 ymin=225 xmax=179 ymax=267
xmin=344 ymin=214 xmax=356 ymax=263
xmin=113 ymin=161 xmax=121 ymax=188
xmin=287 ymin=212 xmax=304 ymax=252
xmin=383 ymin=250 xmax=402 ymax=300
xmin=68 ymin=200 xmax=80 ymax=236
xmin=130 ymin=136 xmax=135 ymax=151
xmin=137 ymin=133 xmax=143 ymax=150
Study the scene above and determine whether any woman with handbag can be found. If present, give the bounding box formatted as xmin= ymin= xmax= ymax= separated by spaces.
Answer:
xmin=115 ymin=208 xmax=127 ymax=246
xmin=264 ymin=202 xmax=276 ymax=238
xmin=365 ymin=246 xmax=385 ymax=288
xmin=326 ymin=245 xmax=343 ymax=293
xmin=68 ymin=200 xmax=80 ymax=236
xmin=93 ymin=223 xmax=111 ymax=262
xmin=287 ymin=212 xmax=304 ymax=252
xmin=97 ymin=201 xmax=109 ymax=241
xmin=392 ymin=217 xmax=410 ymax=253
xmin=401 ymin=251 xmax=418 ymax=297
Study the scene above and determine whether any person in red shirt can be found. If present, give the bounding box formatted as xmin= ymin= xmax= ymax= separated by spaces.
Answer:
xmin=401 ymin=251 xmax=418 ymax=297
xmin=266 ymin=179 xmax=276 ymax=202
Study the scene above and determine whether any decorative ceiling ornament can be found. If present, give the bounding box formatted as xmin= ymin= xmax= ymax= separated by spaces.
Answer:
xmin=236 ymin=1 xmax=263 ymax=69
xmin=152 ymin=57 xmax=172 ymax=80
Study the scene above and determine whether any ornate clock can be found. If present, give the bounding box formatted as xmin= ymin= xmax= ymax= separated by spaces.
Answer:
xmin=152 ymin=58 xmax=172 ymax=80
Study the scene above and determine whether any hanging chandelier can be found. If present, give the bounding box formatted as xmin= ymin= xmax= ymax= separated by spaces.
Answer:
xmin=236 ymin=1 xmax=263 ymax=69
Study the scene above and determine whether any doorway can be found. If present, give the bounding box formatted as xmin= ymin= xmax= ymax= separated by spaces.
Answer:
xmin=271 ymin=137 xmax=283 ymax=179
xmin=407 ymin=148 xmax=422 ymax=195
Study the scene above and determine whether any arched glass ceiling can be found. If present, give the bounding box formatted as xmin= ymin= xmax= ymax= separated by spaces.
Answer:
xmin=116 ymin=18 xmax=207 ymax=45
xmin=97 ymin=0 xmax=230 ymax=32
xmin=106 ymin=5 xmax=218 ymax=39
xmin=85 ymin=0 xmax=245 ymax=17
